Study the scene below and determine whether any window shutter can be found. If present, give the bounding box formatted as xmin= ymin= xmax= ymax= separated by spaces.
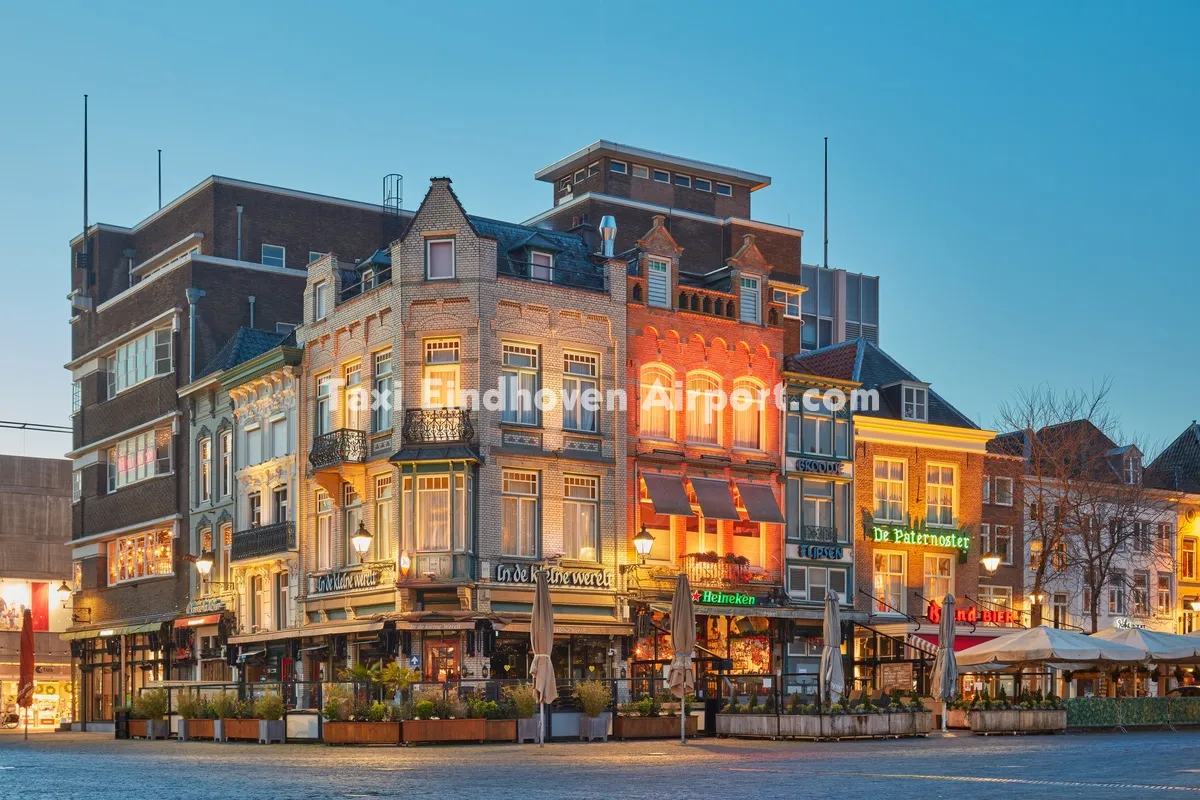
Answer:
xmin=830 ymin=569 xmax=847 ymax=597
xmin=647 ymin=260 xmax=669 ymax=307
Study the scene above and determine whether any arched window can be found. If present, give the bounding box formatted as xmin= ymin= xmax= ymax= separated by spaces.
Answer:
xmin=685 ymin=372 xmax=722 ymax=446
xmin=732 ymin=378 xmax=765 ymax=450
xmin=639 ymin=365 xmax=675 ymax=440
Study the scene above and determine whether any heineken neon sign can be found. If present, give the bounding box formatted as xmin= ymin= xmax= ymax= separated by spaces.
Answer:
xmin=693 ymin=590 xmax=758 ymax=607
xmin=869 ymin=524 xmax=969 ymax=553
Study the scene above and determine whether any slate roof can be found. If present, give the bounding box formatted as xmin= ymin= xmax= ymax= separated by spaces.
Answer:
xmin=468 ymin=216 xmax=604 ymax=291
xmin=785 ymin=339 xmax=978 ymax=429
xmin=1149 ymin=422 xmax=1200 ymax=492
xmin=198 ymin=327 xmax=289 ymax=379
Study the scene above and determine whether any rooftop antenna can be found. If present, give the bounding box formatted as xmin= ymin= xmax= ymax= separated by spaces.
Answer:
xmin=823 ymin=137 xmax=829 ymax=269
xmin=80 ymin=94 xmax=90 ymax=285
xmin=158 ymin=149 xmax=162 ymax=209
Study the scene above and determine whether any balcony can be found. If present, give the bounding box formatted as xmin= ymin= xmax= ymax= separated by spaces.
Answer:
xmin=680 ymin=553 xmax=774 ymax=589
xmin=310 ymin=429 xmax=367 ymax=470
xmin=799 ymin=525 xmax=839 ymax=545
xmin=402 ymin=408 xmax=475 ymax=445
xmin=231 ymin=521 xmax=296 ymax=561
xmin=499 ymin=257 xmax=607 ymax=293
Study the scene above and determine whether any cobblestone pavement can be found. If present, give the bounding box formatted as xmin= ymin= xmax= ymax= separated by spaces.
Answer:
xmin=2 ymin=730 xmax=1199 ymax=799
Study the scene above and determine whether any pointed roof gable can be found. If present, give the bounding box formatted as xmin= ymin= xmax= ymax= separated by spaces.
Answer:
xmin=727 ymin=233 xmax=771 ymax=275
xmin=1149 ymin=421 xmax=1200 ymax=492
xmin=399 ymin=177 xmax=482 ymax=244
xmin=636 ymin=215 xmax=684 ymax=256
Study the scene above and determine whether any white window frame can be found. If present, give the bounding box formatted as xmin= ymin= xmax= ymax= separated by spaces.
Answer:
xmin=270 ymin=415 xmax=289 ymax=459
xmin=926 ymin=462 xmax=957 ymax=528
xmin=106 ymin=328 xmax=173 ymax=397
xmin=924 ymin=553 xmax=954 ymax=602
xmin=632 ymin=164 xmax=650 ymax=180
xmin=500 ymin=342 xmax=540 ymax=426
xmin=423 ymin=339 xmax=461 ymax=409
xmin=261 ymin=244 xmax=286 ymax=268
xmin=652 ymin=169 xmax=670 ymax=184
xmin=111 ymin=428 xmax=172 ymax=490
xmin=715 ymin=182 xmax=733 ymax=197
xmin=373 ymin=349 xmax=393 ymax=433
xmin=272 ymin=484 xmax=289 ymax=524
xmin=308 ymin=251 xmax=325 ymax=264
xmin=732 ymin=378 xmax=765 ymax=451
xmin=739 ymin=276 xmax=761 ymax=324
xmin=872 ymin=550 xmax=906 ymax=614
xmin=685 ymin=372 xmax=722 ymax=447
xmin=979 ymin=584 xmax=1014 ymax=622
xmin=673 ymin=174 xmax=691 ymax=188
xmin=694 ymin=178 xmax=712 ymax=192
xmin=315 ymin=490 xmax=332 ymax=571
xmin=198 ymin=436 xmax=212 ymax=502
xmin=563 ymin=351 xmax=599 ymax=433
xmin=426 ymin=238 xmax=456 ymax=281
xmin=639 ymin=364 xmax=675 ymax=440
xmin=773 ymin=288 xmax=801 ymax=319
xmin=343 ymin=482 xmax=363 ymax=563
xmin=646 ymin=258 xmax=670 ymax=308
xmin=563 ymin=474 xmax=599 ymax=562
xmin=72 ymin=470 xmax=82 ymax=503
xmin=313 ymin=280 xmax=328 ymax=321
xmin=107 ymin=529 xmax=173 ymax=586
xmin=902 ymin=384 xmax=928 ymax=422
xmin=609 ymin=160 xmax=628 ymax=174
xmin=374 ymin=473 xmax=394 ymax=562
xmin=587 ymin=161 xmax=601 ymax=177
xmin=788 ymin=564 xmax=848 ymax=603
xmin=530 ymin=249 xmax=554 ymax=282
xmin=245 ymin=424 xmax=263 ymax=467
xmin=501 ymin=469 xmax=539 ymax=558
xmin=872 ymin=457 xmax=906 ymax=523
xmin=994 ymin=476 xmax=1014 ymax=506
xmin=220 ymin=430 xmax=233 ymax=498
xmin=574 ymin=168 xmax=586 ymax=184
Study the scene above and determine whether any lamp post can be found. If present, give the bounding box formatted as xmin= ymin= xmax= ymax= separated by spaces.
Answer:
xmin=1191 ymin=599 xmax=1200 ymax=613
xmin=633 ymin=525 xmax=655 ymax=565
xmin=56 ymin=581 xmax=72 ymax=608
xmin=981 ymin=552 xmax=1001 ymax=575
xmin=351 ymin=521 xmax=373 ymax=563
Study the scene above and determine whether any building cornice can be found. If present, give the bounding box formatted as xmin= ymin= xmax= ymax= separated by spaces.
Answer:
xmin=521 ymin=192 xmax=805 ymax=238
xmin=854 ymin=415 xmax=996 ymax=454
xmin=65 ymin=411 xmax=181 ymax=459
xmin=66 ymin=513 xmax=182 ymax=549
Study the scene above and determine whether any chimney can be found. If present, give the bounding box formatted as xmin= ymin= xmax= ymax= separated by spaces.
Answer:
xmin=599 ymin=216 xmax=617 ymax=258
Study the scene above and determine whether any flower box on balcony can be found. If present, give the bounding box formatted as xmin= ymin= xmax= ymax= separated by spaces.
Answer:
xmin=402 ymin=718 xmax=486 ymax=744
xmin=323 ymin=721 xmax=402 ymax=746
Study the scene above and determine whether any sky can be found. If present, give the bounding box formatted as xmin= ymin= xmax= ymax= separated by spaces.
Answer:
xmin=0 ymin=1 xmax=1197 ymax=460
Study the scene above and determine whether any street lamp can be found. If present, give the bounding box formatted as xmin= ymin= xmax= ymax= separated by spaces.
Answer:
xmin=195 ymin=550 xmax=215 ymax=577
xmin=56 ymin=581 xmax=72 ymax=608
xmin=351 ymin=521 xmax=373 ymax=562
xmin=633 ymin=525 xmax=655 ymax=564
xmin=1030 ymin=592 xmax=1045 ymax=605
xmin=1190 ymin=599 xmax=1200 ymax=612
xmin=981 ymin=552 xmax=1002 ymax=575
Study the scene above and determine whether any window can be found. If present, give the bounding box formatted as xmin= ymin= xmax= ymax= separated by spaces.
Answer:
xmin=638 ymin=479 xmax=673 ymax=563
xmin=426 ymin=238 xmax=455 ymax=280
xmin=980 ymin=524 xmax=1012 ymax=565
xmin=632 ymin=164 xmax=650 ymax=179
xmin=106 ymin=529 xmax=173 ymax=586
xmin=309 ymin=251 xmax=325 ymax=264
xmin=106 ymin=328 xmax=172 ymax=396
xmin=978 ymin=585 xmax=1014 ymax=624
xmin=685 ymin=373 xmax=721 ymax=446
xmin=245 ymin=426 xmax=262 ymax=467
xmin=373 ymin=349 xmax=393 ymax=433
xmin=1158 ymin=574 xmax=1172 ymax=616
xmin=639 ymin=365 xmax=674 ymax=440
xmin=315 ymin=375 xmax=332 ymax=435
xmin=1124 ymin=455 xmax=1141 ymax=485
xmin=674 ymin=174 xmax=691 ymax=188
xmin=1158 ymin=522 xmax=1174 ymax=552
xmin=248 ymin=492 xmax=262 ymax=527
xmin=276 ymin=572 xmax=290 ymax=630
xmin=685 ymin=512 xmax=719 ymax=555
xmin=313 ymin=280 xmax=328 ymax=320
xmin=773 ymin=289 xmax=801 ymax=319
xmin=926 ymin=464 xmax=956 ymax=527
xmin=1109 ymin=573 xmax=1126 ymax=615
xmin=646 ymin=258 xmax=670 ymax=308
xmin=72 ymin=470 xmax=81 ymax=503
xmin=220 ymin=430 xmax=232 ymax=497
xmin=732 ymin=519 xmax=762 ymax=567
xmin=344 ymin=362 xmax=367 ymax=432
xmin=573 ymin=168 xmax=586 ymax=183
xmin=902 ymin=385 xmax=928 ymax=422
xmin=1184 ymin=538 xmax=1197 ymax=580
xmin=610 ymin=160 xmax=628 ymax=174
xmin=198 ymin=437 xmax=212 ymax=502
xmin=415 ymin=475 xmax=451 ymax=551
xmin=1132 ymin=521 xmax=1150 ymax=553
xmin=994 ymin=477 xmax=1014 ymax=506
xmin=1132 ymin=573 xmax=1150 ymax=616
xmin=219 ymin=523 xmax=232 ymax=585
xmin=564 ymin=475 xmax=598 ymax=561
xmin=924 ymin=554 xmax=953 ymax=601
xmin=315 ymin=490 xmax=332 ymax=570
xmin=983 ymin=477 xmax=990 ymax=504
xmin=652 ymin=169 xmax=670 ymax=183
xmin=560 ymin=178 xmax=572 ymax=193
xmin=873 ymin=458 xmax=906 ymax=523
xmin=732 ymin=378 xmax=764 ymax=450
xmin=739 ymin=276 xmax=761 ymax=323
xmin=694 ymin=178 xmax=712 ymax=192
xmin=261 ymin=244 xmax=285 ymax=268
xmin=802 ymin=408 xmax=834 ymax=457
xmin=374 ymin=474 xmax=393 ymax=562
xmin=249 ymin=575 xmax=262 ymax=629
xmin=423 ymin=339 xmax=460 ymax=408
xmin=1051 ymin=541 xmax=1067 ymax=572
xmin=563 ymin=352 xmax=599 ymax=433
xmin=272 ymin=486 xmax=288 ymax=523
xmin=587 ymin=161 xmax=601 ymax=177
xmin=502 ymin=470 xmax=539 ymax=557
xmin=1029 ymin=540 xmax=1043 ymax=570
xmin=789 ymin=565 xmax=848 ymax=602
xmin=1052 ymin=593 xmax=1069 ymax=629
xmin=111 ymin=428 xmax=172 ymax=490
xmin=530 ymin=250 xmax=554 ymax=282
xmin=800 ymin=265 xmax=835 ymax=351
xmin=802 ymin=479 xmax=834 ymax=531
xmin=716 ymin=183 xmax=733 ymax=197
xmin=873 ymin=551 xmax=906 ymax=613
xmin=72 ymin=381 xmax=81 ymax=414
xmin=343 ymin=483 xmax=363 ymax=561
xmin=501 ymin=343 xmax=539 ymax=425
xmin=271 ymin=417 xmax=288 ymax=459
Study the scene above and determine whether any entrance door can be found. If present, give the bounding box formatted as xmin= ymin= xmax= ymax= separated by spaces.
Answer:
xmin=424 ymin=637 xmax=460 ymax=683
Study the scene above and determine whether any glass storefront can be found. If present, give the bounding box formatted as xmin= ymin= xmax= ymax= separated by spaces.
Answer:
xmin=634 ymin=609 xmax=773 ymax=676
xmin=1 ymin=675 xmax=72 ymax=728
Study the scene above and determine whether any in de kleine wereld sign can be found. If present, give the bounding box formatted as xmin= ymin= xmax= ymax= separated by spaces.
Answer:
xmin=312 ymin=568 xmax=382 ymax=595
xmin=926 ymin=599 xmax=1016 ymax=626
xmin=693 ymin=590 xmax=758 ymax=607
xmin=494 ymin=563 xmax=613 ymax=589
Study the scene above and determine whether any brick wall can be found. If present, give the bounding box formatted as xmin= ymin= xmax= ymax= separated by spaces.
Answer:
xmin=983 ymin=454 xmax=1026 ymax=604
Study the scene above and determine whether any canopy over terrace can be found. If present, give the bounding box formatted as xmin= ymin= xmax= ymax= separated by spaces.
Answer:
xmin=956 ymin=625 xmax=1146 ymax=671
xmin=1093 ymin=627 xmax=1200 ymax=663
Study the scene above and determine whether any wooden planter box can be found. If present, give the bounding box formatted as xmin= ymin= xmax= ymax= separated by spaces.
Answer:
xmin=222 ymin=718 xmax=261 ymax=741
xmin=179 ymin=719 xmax=215 ymax=741
xmin=946 ymin=708 xmax=969 ymax=729
xmin=717 ymin=713 xmax=778 ymax=738
xmin=720 ymin=712 xmax=930 ymax=740
xmin=324 ymin=721 xmax=402 ymax=746
xmin=127 ymin=719 xmax=168 ymax=739
xmin=887 ymin=711 xmax=933 ymax=736
xmin=613 ymin=715 xmax=697 ymax=740
xmin=969 ymin=709 xmax=1066 ymax=734
xmin=484 ymin=720 xmax=516 ymax=742
xmin=402 ymin=718 xmax=487 ymax=744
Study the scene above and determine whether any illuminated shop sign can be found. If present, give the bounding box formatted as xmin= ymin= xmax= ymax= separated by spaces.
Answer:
xmin=1113 ymin=617 xmax=1147 ymax=630
xmin=494 ymin=563 xmax=613 ymax=589
xmin=926 ymin=599 xmax=1016 ymax=626
xmin=693 ymin=590 xmax=758 ymax=607
xmin=789 ymin=457 xmax=851 ymax=477
xmin=311 ymin=568 xmax=381 ymax=595
xmin=869 ymin=524 xmax=969 ymax=553
xmin=799 ymin=544 xmax=845 ymax=560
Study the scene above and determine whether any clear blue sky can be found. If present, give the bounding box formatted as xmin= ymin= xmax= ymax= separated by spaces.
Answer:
xmin=1 ymin=1 xmax=1196 ymax=459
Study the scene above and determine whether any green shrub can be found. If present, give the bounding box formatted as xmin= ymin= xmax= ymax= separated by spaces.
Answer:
xmin=254 ymin=692 xmax=284 ymax=721
xmin=176 ymin=691 xmax=205 ymax=720
xmin=908 ymin=691 xmax=927 ymax=712
xmin=723 ymin=695 xmax=741 ymax=714
xmin=996 ymin=686 xmax=1009 ymax=708
xmin=787 ymin=693 xmax=802 ymax=715
xmin=468 ymin=699 xmax=501 ymax=720
xmin=211 ymin=691 xmax=238 ymax=720
xmin=231 ymin=699 xmax=254 ymax=720
xmin=503 ymin=683 xmax=537 ymax=719
xmin=747 ymin=692 xmax=759 ymax=712
xmin=574 ymin=681 xmax=610 ymax=718
xmin=366 ymin=701 xmax=389 ymax=722
xmin=134 ymin=689 xmax=168 ymax=721
xmin=414 ymin=700 xmax=436 ymax=720
xmin=322 ymin=685 xmax=352 ymax=722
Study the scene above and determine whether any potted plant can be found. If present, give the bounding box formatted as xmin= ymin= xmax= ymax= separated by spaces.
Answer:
xmin=255 ymin=691 xmax=286 ymax=744
xmin=505 ymin=683 xmax=539 ymax=743
xmin=401 ymin=689 xmax=486 ymax=744
xmin=470 ymin=697 xmax=516 ymax=743
xmin=211 ymin=690 xmax=237 ymax=742
xmin=221 ymin=697 xmax=259 ymax=742
xmin=323 ymin=685 xmax=404 ymax=746
xmin=177 ymin=691 xmax=217 ymax=741
xmin=575 ymin=680 xmax=611 ymax=741
xmin=615 ymin=691 xmax=697 ymax=739
xmin=131 ymin=689 xmax=169 ymax=740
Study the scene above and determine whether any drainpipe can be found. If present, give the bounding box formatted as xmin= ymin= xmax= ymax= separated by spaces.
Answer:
xmin=236 ymin=204 xmax=243 ymax=261
xmin=185 ymin=288 xmax=206 ymax=382
xmin=248 ymin=295 xmax=256 ymax=329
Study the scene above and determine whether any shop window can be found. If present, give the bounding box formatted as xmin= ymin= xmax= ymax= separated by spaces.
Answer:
xmin=107 ymin=529 xmax=173 ymax=586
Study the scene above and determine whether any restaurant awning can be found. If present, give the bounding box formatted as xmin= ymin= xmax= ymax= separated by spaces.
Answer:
xmin=736 ymin=481 xmax=785 ymax=523
xmin=238 ymin=649 xmax=266 ymax=661
xmin=642 ymin=473 xmax=694 ymax=516
xmin=689 ymin=477 xmax=741 ymax=521
xmin=60 ymin=620 xmax=169 ymax=641
xmin=173 ymin=614 xmax=224 ymax=629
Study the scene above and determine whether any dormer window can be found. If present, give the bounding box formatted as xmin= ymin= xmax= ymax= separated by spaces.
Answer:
xmin=739 ymin=276 xmax=761 ymax=324
xmin=426 ymin=238 xmax=455 ymax=280
xmin=530 ymin=250 xmax=554 ymax=282
xmin=902 ymin=384 xmax=928 ymax=422
xmin=1124 ymin=455 xmax=1141 ymax=484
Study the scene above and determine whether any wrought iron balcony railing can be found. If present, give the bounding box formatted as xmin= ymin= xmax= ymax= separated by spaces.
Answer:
xmin=799 ymin=525 xmax=839 ymax=544
xmin=499 ymin=258 xmax=608 ymax=293
xmin=309 ymin=428 xmax=367 ymax=469
xmin=231 ymin=521 xmax=296 ymax=561
xmin=402 ymin=408 xmax=475 ymax=445
xmin=680 ymin=553 xmax=774 ymax=589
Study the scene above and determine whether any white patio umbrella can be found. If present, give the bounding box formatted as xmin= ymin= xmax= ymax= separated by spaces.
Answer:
xmin=819 ymin=590 xmax=844 ymax=706
xmin=929 ymin=593 xmax=958 ymax=731
xmin=1093 ymin=627 xmax=1200 ymax=696
xmin=530 ymin=569 xmax=557 ymax=747
xmin=957 ymin=625 xmax=1146 ymax=670
xmin=667 ymin=573 xmax=696 ymax=745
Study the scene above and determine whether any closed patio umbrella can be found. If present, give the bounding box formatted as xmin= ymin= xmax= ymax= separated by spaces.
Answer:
xmin=668 ymin=574 xmax=696 ymax=745
xmin=819 ymin=590 xmax=844 ymax=706
xmin=18 ymin=608 xmax=33 ymax=741
xmin=930 ymin=593 xmax=958 ymax=731
xmin=957 ymin=625 xmax=1146 ymax=670
xmin=530 ymin=569 xmax=557 ymax=747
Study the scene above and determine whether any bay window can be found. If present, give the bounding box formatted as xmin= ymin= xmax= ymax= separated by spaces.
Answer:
xmin=563 ymin=475 xmax=598 ymax=561
xmin=502 ymin=469 xmax=539 ymax=557
xmin=374 ymin=474 xmax=393 ymax=562
xmin=105 ymin=328 xmax=172 ymax=397
xmin=415 ymin=475 xmax=451 ymax=551
xmin=107 ymin=529 xmax=173 ymax=586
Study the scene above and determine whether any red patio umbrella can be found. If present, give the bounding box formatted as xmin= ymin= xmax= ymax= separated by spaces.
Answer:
xmin=18 ymin=608 xmax=34 ymax=739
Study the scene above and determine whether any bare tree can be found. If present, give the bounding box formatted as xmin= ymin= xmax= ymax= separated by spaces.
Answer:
xmin=996 ymin=383 xmax=1172 ymax=632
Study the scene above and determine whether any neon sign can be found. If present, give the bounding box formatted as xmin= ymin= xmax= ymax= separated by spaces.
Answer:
xmin=869 ymin=524 xmax=969 ymax=553
xmin=926 ymin=599 xmax=1016 ymax=626
xmin=693 ymin=590 xmax=758 ymax=607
